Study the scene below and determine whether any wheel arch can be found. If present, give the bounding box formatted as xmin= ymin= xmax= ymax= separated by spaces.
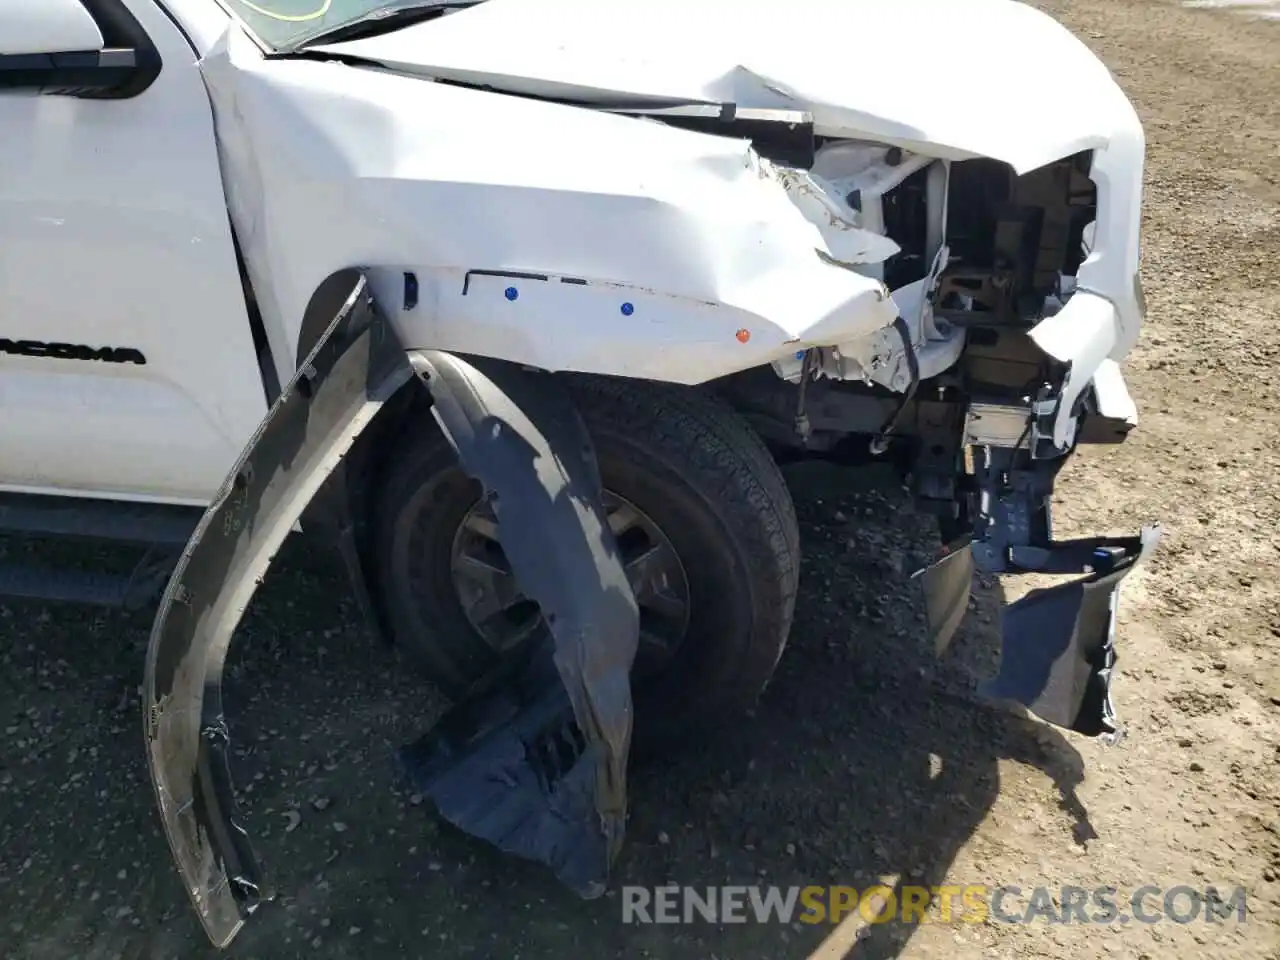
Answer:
xmin=288 ymin=269 xmax=785 ymax=660
xmin=291 ymin=268 xmax=432 ymax=648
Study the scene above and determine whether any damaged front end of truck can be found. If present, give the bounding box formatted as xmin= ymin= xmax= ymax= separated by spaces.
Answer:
xmin=145 ymin=0 xmax=1162 ymax=946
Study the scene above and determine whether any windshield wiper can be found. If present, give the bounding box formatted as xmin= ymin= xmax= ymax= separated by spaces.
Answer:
xmin=282 ymin=0 xmax=487 ymax=52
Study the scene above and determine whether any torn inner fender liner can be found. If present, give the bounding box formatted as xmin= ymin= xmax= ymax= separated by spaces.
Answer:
xmin=399 ymin=351 xmax=641 ymax=899
xmin=144 ymin=274 xmax=643 ymax=947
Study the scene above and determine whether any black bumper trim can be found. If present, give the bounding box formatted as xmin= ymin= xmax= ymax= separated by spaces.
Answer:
xmin=919 ymin=525 xmax=1161 ymax=737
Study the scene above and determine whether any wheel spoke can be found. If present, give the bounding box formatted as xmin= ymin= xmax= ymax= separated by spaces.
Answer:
xmin=623 ymin=542 xmax=664 ymax=582
xmin=645 ymin=590 xmax=688 ymax=625
xmin=607 ymin=501 xmax=641 ymax=538
xmin=453 ymin=551 xmax=525 ymax=631
xmin=451 ymin=490 xmax=691 ymax=665
xmin=638 ymin=628 xmax=675 ymax=659
xmin=622 ymin=545 xmax=691 ymax=670
xmin=624 ymin=543 xmax=681 ymax=607
xmin=634 ymin=622 xmax=682 ymax=674
xmin=462 ymin=506 xmax=501 ymax=543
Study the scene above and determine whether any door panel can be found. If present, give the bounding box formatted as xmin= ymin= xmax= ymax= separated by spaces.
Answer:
xmin=0 ymin=0 xmax=267 ymax=503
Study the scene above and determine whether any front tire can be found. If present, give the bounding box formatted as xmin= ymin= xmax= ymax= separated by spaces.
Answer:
xmin=370 ymin=376 xmax=800 ymax=750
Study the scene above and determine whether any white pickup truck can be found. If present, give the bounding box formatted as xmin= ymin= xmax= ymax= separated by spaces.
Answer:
xmin=2 ymin=0 xmax=1158 ymax=946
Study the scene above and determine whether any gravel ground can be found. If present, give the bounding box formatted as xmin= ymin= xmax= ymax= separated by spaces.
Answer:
xmin=2 ymin=1 xmax=1279 ymax=958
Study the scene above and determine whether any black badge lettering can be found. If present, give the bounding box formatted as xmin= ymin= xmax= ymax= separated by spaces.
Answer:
xmin=0 ymin=338 xmax=147 ymax=365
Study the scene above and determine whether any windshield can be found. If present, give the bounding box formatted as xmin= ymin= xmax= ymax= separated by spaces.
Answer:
xmin=222 ymin=0 xmax=449 ymax=50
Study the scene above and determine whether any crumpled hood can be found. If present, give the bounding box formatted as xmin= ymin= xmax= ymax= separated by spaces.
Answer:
xmin=318 ymin=0 xmax=1138 ymax=174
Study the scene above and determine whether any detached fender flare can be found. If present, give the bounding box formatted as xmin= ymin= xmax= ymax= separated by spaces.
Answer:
xmin=142 ymin=275 xmax=415 ymax=947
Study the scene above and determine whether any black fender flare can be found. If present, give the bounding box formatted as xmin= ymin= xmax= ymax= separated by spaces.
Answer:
xmin=142 ymin=275 xmax=414 ymax=946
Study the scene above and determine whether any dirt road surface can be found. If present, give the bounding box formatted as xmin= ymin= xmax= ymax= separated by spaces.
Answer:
xmin=2 ymin=1 xmax=1278 ymax=957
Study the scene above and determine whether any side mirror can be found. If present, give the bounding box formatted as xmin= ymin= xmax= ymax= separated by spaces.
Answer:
xmin=0 ymin=0 xmax=159 ymax=98
xmin=1 ymin=0 xmax=105 ymax=56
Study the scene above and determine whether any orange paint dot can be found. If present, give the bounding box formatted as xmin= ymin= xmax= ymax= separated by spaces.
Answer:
xmin=735 ymin=328 xmax=751 ymax=344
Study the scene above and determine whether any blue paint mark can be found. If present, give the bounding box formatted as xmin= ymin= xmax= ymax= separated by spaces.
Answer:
xmin=795 ymin=350 xmax=806 ymax=360
xmin=504 ymin=287 xmax=519 ymax=301
xmin=621 ymin=302 xmax=635 ymax=317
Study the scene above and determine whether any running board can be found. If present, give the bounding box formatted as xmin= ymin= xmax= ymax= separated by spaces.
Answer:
xmin=0 ymin=564 xmax=133 ymax=607
xmin=0 ymin=553 xmax=174 ymax=609
xmin=0 ymin=493 xmax=201 ymax=546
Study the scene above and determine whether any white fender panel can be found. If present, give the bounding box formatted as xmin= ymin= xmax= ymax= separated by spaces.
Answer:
xmin=199 ymin=28 xmax=899 ymax=386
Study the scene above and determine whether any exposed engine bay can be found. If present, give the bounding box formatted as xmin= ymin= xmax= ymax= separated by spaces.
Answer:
xmin=706 ymin=134 xmax=1119 ymax=533
xmin=716 ymin=137 xmax=1099 ymax=426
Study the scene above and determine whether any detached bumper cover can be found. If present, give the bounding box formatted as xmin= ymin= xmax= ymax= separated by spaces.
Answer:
xmin=918 ymin=525 xmax=1161 ymax=738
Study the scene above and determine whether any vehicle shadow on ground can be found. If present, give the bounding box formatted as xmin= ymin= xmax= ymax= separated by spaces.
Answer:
xmin=0 ymin=462 xmax=1094 ymax=960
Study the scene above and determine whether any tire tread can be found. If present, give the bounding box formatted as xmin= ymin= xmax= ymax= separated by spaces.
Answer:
xmin=565 ymin=375 xmax=800 ymax=731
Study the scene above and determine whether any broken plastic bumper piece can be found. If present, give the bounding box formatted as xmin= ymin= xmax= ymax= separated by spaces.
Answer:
xmin=918 ymin=525 xmax=1160 ymax=738
xmin=916 ymin=446 xmax=1161 ymax=738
